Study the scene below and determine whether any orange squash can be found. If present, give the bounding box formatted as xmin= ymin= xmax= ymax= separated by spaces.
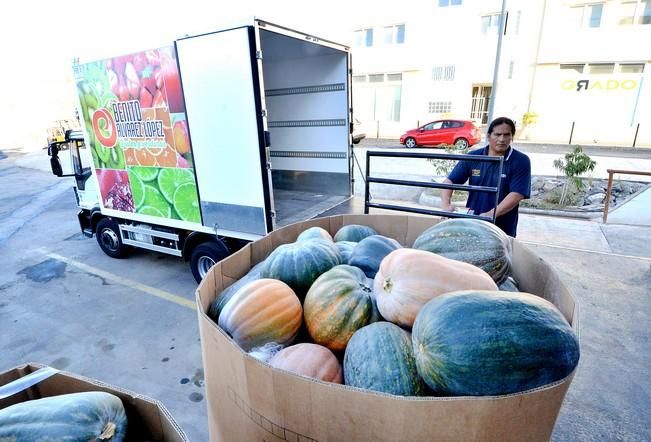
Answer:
xmin=374 ymin=248 xmax=498 ymax=328
xmin=269 ymin=343 xmax=343 ymax=384
xmin=218 ymin=279 xmax=303 ymax=351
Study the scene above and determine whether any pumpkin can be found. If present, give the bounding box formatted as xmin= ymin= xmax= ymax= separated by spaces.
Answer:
xmin=269 ymin=343 xmax=343 ymax=384
xmin=343 ymin=322 xmax=426 ymax=396
xmin=218 ymin=278 xmax=303 ymax=351
xmin=348 ymin=234 xmax=401 ymax=278
xmin=333 ymin=224 xmax=378 ymax=242
xmin=0 ymin=391 xmax=127 ymax=441
xmin=412 ymin=290 xmax=580 ymax=396
xmin=412 ymin=218 xmax=512 ymax=284
xmin=260 ymin=239 xmax=341 ymax=296
xmin=335 ymin=240 xmax=356 ymax=264
xmin=208 ymin=261 xmax=264 ymax=322
xmin=304 ymin=265 xmax=379 ymax=351
xmin=297 ymin=226 xmax=333 ymax=242
xmin=374 ymin=248 xmax=497 ymax=328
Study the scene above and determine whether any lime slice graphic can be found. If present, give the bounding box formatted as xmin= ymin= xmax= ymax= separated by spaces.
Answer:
xmin=138 ymin=205 xmax=166 ymax=217
xmin=127 ymin=170 xmax=145 ymax=209
xmin=132 ymin=165 xmax=160 ymax=182
xmin=173 ymin=182 xmax=200 ymax=222
xmin=141 ymin=185 xmax=171 ymax=218
xmin=157 ymin=168 xmax=195 ymax=204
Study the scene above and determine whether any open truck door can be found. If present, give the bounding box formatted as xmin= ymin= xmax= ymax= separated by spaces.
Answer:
xmin=175 ymin=25 xmax=273 ymax=240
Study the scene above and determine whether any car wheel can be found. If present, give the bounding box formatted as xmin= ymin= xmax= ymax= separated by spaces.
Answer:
xmin=454 ymin=138 xmax=469 ymax=149
xmin=96 ymin=218 xmax=130 ymax=259
xmin=405 ymin=137 xmax=417 ymax=148
xmin=190 ymin=241 xmax=230 ymax=283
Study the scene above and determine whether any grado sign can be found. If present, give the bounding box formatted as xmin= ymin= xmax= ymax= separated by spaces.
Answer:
xmin=561 ymin=78 xmax=639 ymax=92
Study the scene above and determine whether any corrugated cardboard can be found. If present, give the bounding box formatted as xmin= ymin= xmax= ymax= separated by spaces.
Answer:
xmin=0 ymin=363 xmax=188 ymax=441
xmin=197 ymin=214 xmax=579 ymax=442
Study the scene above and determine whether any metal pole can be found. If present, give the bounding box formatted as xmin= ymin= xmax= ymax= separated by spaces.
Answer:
xmin=568 ymin=121 xmax=575 ymax=145
xmin=487 ymin=0 xmax=508 ymax=126
xmin=376 ymin=120 xmax=379 ymax=142
xmin=602 ymin=170 xmax=614 ymax=224
xmin=633 ymin=123 xmax=640 ymax=147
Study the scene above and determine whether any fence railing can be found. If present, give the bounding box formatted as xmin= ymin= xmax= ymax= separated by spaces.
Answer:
xmin=364 ymin=150 xmax=503 ymax=223
xmin=602 ymin=169 xmax=651 ymax=223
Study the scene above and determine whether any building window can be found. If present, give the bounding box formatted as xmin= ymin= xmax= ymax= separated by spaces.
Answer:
xmin=619 ymin=1 xmax=637 ymax=24
xmin=439 ymin=0 xmax=462 ymax=6
xmin=369 ymin=74 xmax=384 ymax=83
xmin=481 ymin=13 xmax=502 ymax=34
xmin=641 ymin=0 xmax=651 ymax=23
xmin=353 ymin=75 xmax=367 ymax=83
xmin=354 ymin=28 xmax=373 ymax=47
xmin=428 ymin=101 xmax=453 ymax=113
xmin=621 ymin=0 xmax=651 ymax=24
xmin=514 ymin=10 xmax=522 ymax=35
xmin=432 ymin=65 xmax=456 ymax=81
xmin=508 ymin=61 xmax=515 ymax=79
xmin=387 ymin=73 xmax=403 ymax=81
xmin=383 ymin=24 xmax=405 ymax=45
xmin=619 ymin=63 xmax=645 ymax=73
xmin=571 ymin=3 xmax=604 ymax=28
xmin=588 ymin=63 xmax=615 ymax=74
xmin=560 ymin=64 xmax=585 ymax=74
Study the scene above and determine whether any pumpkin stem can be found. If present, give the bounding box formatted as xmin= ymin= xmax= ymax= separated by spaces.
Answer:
xmin=99 ymin=422 xmax=117 ymax=440
xmin=383 ymin=277 xmax=393 ymax=293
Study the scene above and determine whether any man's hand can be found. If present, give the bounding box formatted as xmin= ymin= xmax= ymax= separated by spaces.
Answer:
xmin=480 ymin=209 xmax=495 ymax=218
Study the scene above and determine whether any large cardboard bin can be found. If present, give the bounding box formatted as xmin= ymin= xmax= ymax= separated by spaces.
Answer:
xmin=197 ymin=214 xmax=579 ymax=442
xmin=0 ymin=363 xmax=188 ymax=441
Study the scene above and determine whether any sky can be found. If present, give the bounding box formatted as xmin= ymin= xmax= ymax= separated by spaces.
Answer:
xmin=0 ymin=0 xmax=386 ymax=151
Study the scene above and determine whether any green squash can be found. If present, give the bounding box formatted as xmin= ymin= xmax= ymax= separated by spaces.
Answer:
xmin=344 ymin=322 xmax=426 ymax=396
xmin=413 ymin=218 xmax=512 ymax=284
xmin=333 ymin=224 xmax=378 ymax=242
xmin=297 ymin=226 xmax=333 ymax=242
xmin=335 ymin=240 xmax=356 ymax=264
xmin=261 ymin=239 xmax=341 ymax=296
xmin=412 ymin=290 xmax=580 ymax=396
xmin=304 ymin=265 xmax=379 ymax=351
xmin=0 ymin=391 xmax=127 ymax=441
xmin=348 ymin=235 xmax=401 ymax=278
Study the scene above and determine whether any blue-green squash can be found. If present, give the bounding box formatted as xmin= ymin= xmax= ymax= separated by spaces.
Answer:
xmin=412 ymin=290 xmax=580 ymax=396
xmin=304 ymin=265 xmax=379 ymax=351
xmin=260 ymin=239 xmax=341 ymax=296
xmin=348 ymin=235 xmax=401 ymax=278
xmin=335 ymin=240 xmax=356 ymax=264
xmin=0 ymin=391 xmax=127 ymax=441
xmin=343 ymin=322 xmax=426 ymax=396
xmin=412 ymin=218 xmax=512 ymax=284
xmin=297 ymin=226 xmax=333 ymax=242
xmin=333 ymin=224 xmax=378 ymax=242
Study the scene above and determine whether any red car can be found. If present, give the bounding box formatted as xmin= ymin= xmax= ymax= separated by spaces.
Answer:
xmin=400 ymin=119 xmax=482 ymax=149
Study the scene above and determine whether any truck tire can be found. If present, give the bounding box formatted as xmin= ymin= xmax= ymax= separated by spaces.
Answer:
xmin=96 ymin=218 xmax=130 ymax=259
xmin=190 ymin=241 xmax=230 ymax=283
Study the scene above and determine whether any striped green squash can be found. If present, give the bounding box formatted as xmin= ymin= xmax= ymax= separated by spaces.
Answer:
xmin=333 ymin=224 xmax=378 ymax=242
xmin=413 ymin=218 xmax=512 ymax=284
xmin=0 ymin=391 xmax=127 ymax=441
xmin=304 ymin=265 xmax=379 ymax=351
xmin=261 ymin=239 xmax=341 ymax=296
xmin=344 ymin=322 xmax=426 ymax=396
xmin=412 ymin=290 xmax=580 ymax=396
xmin=297 ymin=226 xmax=333 ymax=242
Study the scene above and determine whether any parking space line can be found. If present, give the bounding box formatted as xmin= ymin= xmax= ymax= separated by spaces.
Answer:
xmin=44 ymin=252 xmax=196 ymax=311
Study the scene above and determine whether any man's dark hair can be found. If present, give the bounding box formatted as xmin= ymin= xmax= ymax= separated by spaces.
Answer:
xmin=488 ymin=117 xmax=516 ymax=135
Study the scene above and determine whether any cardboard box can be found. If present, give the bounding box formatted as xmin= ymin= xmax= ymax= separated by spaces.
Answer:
xmin=196 ymin=214 xmax=579 ymax=442
xmin=0 ymin=363 xmax=188 ymax=441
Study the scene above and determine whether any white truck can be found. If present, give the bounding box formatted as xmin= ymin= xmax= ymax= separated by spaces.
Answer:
xmin=49 ymin=19 xmax=354 ymax=282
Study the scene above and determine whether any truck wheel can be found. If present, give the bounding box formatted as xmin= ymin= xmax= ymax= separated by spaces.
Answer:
xmin=191 ymin=241 xmax=230 ymax=283
xmin=96 ymin=218 xmax=130 ymax=259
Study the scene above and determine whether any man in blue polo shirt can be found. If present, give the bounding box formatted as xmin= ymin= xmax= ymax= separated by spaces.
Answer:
xmin=441 ymin=116 xmax=531 ymax=237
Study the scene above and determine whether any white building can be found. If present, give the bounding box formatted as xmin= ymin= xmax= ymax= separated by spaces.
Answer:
xmin=350 ymin=0 xmax=651 ymax=147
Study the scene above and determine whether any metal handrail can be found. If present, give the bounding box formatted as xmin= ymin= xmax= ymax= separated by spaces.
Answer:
xmin=364 ymin=150 xmax=503 ymax=223
xmin=602 ymin=169 xmax=651 ymax=223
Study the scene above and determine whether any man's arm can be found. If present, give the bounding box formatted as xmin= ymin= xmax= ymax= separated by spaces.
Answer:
xmin=440 ymin=178 xmax=456 ymax=212
xmin=480 ymin=192 xmax=525 ymax=218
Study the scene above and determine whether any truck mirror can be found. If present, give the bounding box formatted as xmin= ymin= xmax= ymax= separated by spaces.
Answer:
xmin=50 ymin=156 xmax=63 ymax=177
